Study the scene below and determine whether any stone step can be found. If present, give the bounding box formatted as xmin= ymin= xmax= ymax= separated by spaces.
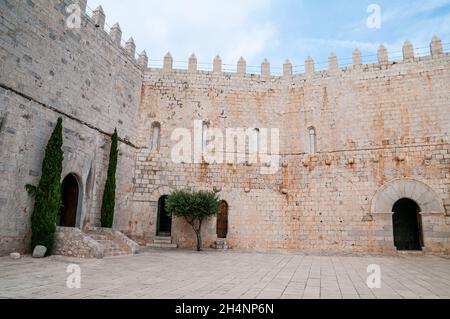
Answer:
xmin=155 ymin=236 xmax=172 ymax=240
xmin=88 ymin=231 xmax=131 ymax=257
xmin=99 ymin=242 xmax=121 ymax=249
xmin=211 ymin=240 xmax=232 ymax=250
xmin=94 ymin=239 xmax=111 ymax=244
xmin=103 ymin=246 xmax=122 ymax=251
xmin=146 ymin=243 xmax=178 ymax=249
xmin=104 ymin=251 xmax=128 ymax=257
xmin=397 ymin=250 xmax=424 ymax=255
xmin=213 ymin=244 xmax=230 ymax=248
xmin=88 ymin=234 xmax=109 ymax=240
xmin=103 ymin=246 xmax=129 ymax=253
xmin=90 ymin=236 xmax=116 ymax=243
xmin=153 ymin=239 xmax=173 ymax=244
xmin=212 ymin=245 xmax=231 ymax=250
xmin=104 ymin=246 xmax=124 ymax=251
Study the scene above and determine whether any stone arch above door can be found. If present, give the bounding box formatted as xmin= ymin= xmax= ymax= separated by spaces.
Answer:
xmin=149 ymin=186 xmax=175 ymax=202
xmin=371 ymin=178 xmax=445 ymax=214
xmin=62 ymin=156 xmax=91 ymax=228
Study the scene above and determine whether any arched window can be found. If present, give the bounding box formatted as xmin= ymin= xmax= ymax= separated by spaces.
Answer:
xmin=254 ymin=128 xmax=260 ymax=154
xmin=150 ymin=122 xmax=161 ymax=151
xmin=308 ymin=126 xmax=317 ymax=154
xmin=202 ymin=121 xmax=209 ymax=156
xmin=247 ymin=128 xmax=260 ymax=164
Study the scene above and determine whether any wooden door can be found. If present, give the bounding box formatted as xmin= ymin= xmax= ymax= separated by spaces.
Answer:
xmin=60 ymin=174 xmax=79 ymax=227
xmin=217 ymin=201 xmax=228 ymax=239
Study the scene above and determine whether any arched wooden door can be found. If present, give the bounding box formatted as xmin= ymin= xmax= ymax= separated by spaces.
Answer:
xmin=59 ymin=174 xmax=79 ymax=227
xmin=217 ymin=201 xmax=228 ymax=239
xmin=157 ymin=195 xmax=172 ymax=236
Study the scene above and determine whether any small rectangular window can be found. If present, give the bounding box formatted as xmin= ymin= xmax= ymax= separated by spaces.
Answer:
xmin=308 ymin=126 xmax=317 ymax=154
xmin=151 ymin=122 xmax=161 ymax=151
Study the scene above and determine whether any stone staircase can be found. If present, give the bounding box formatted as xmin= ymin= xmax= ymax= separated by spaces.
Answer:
xmin=53 ymin=227 xmax=140 ymax=259
xmin=397 ymin=250 xmax=425 ymax=256
xmin=211 ymin=238 xmax=232 ymax=250
xmin=146 ymin=236 xmax=178 ymax=249
xmin=88 ymin=233 xmax=129 ymax=257
xmin=85 ymin=227 xmax=140 ymax=258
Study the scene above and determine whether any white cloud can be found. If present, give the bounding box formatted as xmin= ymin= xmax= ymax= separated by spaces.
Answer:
xmin=86 ymin=0 xmax=449 ymax=71
xmin=222 ymin=24 xmax=278 ymax=68
xmin=87 ymin=0 xmax=277 ymax=66
xmin=306 ymin=1 xmax=450 ymax=65
xmin=343 ymin=0 xmax=450 ymax=35
xmin=382 ymin=0 xmax=450 ymax=24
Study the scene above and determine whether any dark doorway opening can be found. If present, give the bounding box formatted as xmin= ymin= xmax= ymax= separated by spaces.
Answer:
xmin=157 ymin=195 xmax=172 ymax=236
xmin=217 ymin=200 xmax=229 ymax=239
xmin=59 ymin=174 xmax=79 ymax=227
xmin=392 ymin=198 xmax=423 ymax=251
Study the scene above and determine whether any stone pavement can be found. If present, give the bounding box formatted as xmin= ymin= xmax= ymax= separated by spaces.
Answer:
xmin=1 ymin=250 xmax=449 ymax=299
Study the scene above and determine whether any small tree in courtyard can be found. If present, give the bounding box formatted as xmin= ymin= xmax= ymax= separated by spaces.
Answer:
xmin=101 ymin=129 xmax=118 ymax=228
xmin=26 ymin=117 xmax=64 ymax=256
xmin=165 ymin=190 xmax=220 ymax=251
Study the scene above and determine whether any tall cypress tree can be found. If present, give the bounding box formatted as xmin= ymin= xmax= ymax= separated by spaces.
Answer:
xmin=26 ymin=117 xmax=64 ymax=256
xmin=101 ymin=129 xmax=118 ymax=228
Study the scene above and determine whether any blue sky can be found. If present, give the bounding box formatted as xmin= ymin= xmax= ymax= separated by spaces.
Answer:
xmin=86 ymin=0 xmax=450 ymax=73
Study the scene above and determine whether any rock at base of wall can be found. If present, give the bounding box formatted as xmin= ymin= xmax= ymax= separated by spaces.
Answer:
xmin=10 ymin=252 xmax=21 ymax=259
xmin=32 ymin=245 xmax=47 ymax=258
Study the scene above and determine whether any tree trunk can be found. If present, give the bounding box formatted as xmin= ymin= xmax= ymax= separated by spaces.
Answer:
xmin=195 ymin=229 xmax=202 ymax=252
xmin=191 ymin=219 xmax=203 ymax=251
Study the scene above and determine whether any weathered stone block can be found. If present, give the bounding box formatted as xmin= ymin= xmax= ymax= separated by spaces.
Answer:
xmin=32 ymin=245 xmax=47 ymax=258
xmin=10 ymin=252 xmax=21 ymax=259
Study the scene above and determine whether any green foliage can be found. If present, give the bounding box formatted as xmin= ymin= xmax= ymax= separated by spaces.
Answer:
xmin=165 ymin=190 xmax=220 ymax=221
xmin=165 ymin=190 xmax=220 ymax=251
xmin=26 ymin=117 xmax=64 ymax=256
xmin=101 ymin=129 xmax=118 ymax=228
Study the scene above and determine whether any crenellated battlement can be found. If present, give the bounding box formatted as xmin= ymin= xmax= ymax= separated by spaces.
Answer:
xmin=142 ymin=36 xmax=448 ymax=84
xmin=73 ymin=1 xmax=449 ymax=84
xmin=74 ymin=0 xmax=147 ymax=71
xmin=0 ymin=0 xmax=144 ymax=143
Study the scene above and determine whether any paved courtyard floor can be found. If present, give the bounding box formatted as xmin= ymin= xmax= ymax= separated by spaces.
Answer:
xmin=1 ymin=249 xmax=450 ymax=299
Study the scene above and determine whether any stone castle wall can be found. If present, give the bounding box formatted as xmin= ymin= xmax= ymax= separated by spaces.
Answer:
xmin=131 ymin=44 xmax=450 ymax=254
xmin=0 ymin=0 xmax=449 ymax=256
xmin=0 ymin=0 xmax=142 ymax=255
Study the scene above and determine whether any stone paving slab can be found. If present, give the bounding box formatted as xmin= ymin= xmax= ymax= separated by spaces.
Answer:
xmin=0 ymin=250 xmax=450 ymax=299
